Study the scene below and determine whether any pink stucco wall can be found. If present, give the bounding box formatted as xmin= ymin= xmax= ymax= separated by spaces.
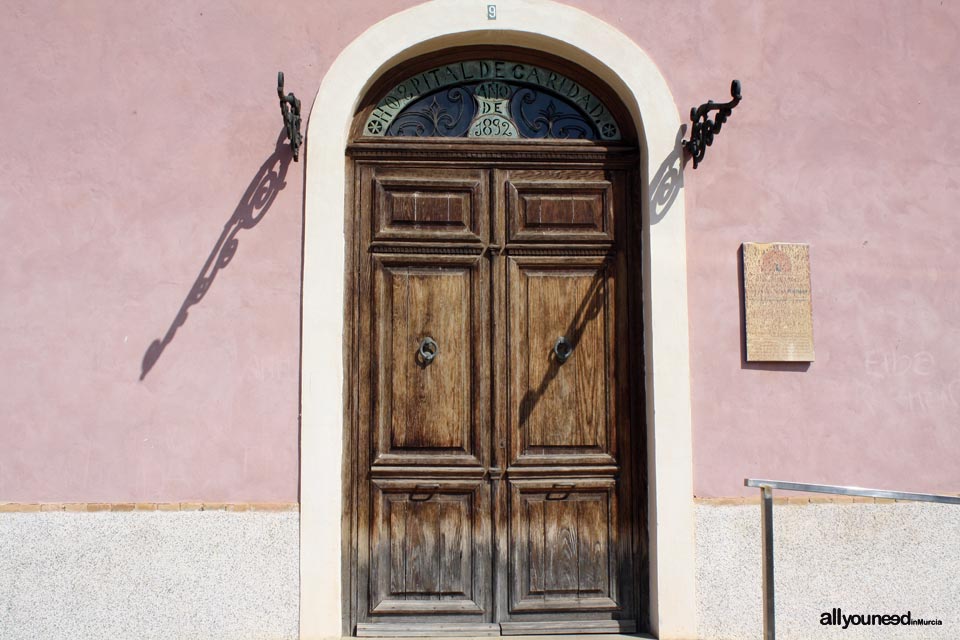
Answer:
xmin=670 ymin=0 xmax=960 ymax=497
xmin=1 ymin=1 xmax=958 ymax=501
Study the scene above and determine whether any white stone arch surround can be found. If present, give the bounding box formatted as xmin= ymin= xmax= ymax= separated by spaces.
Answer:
xmin=300 ymin=1 xmax=695 ymax=638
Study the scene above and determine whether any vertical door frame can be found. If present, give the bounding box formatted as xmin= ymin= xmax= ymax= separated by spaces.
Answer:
xmin=300 ymin=2 xmax=696 ymax=638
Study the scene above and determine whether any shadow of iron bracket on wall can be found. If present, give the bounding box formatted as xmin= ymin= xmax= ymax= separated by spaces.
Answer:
xmin=278 ymin=71 xmax=302 ymax=161
xmin=682 ymin=79 xmax=742 ymax=169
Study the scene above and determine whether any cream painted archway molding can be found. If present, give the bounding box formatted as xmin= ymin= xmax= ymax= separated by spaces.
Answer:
xmin=300 ymin=1 xmax=696 ymax=638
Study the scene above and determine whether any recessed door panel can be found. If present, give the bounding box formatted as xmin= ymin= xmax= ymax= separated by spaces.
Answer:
xmin=508 ymin=479 xmax=620 ymax=613
xmin=369 ymin=167 xmax=488 ymax=243
xmin=369 ymin=478 xmax=490 ymax=615
xmin=502 ymin=169 xmax=614 ymax=244
xmin=371 ymin=254 xmax=488 ymax=466
xmin=507 ymin=255 xmax=617 ymax=466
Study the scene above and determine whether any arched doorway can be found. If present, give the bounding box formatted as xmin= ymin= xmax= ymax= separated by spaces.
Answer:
xmin=345 ymin=47 xmax=643 ymax=637
xmin=300 ymin=3 xmax=696 ymax=639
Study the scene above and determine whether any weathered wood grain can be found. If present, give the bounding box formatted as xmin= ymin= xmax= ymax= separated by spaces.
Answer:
xmin=353 ymin=156 xmax=641 ymax=635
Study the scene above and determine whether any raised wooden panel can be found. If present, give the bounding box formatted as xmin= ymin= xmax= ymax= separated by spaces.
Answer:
xmin=370 ymin=167 xmax=488 ymax=243
xmin=503 ymin=170 xmax=614 ymax=244
xmin=370 ymin=479 xmax=490 ymax=615
xmin=370 ymin=254 xmax=488 ymax=466
xmin=507 ymin=255 xmax=617 ymax=466
xmin=508 ymin=479 xmax=620 ymax=613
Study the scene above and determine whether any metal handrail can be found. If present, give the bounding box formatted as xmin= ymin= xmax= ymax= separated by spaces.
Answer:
xmin=743 ymin=478 xmax=960 ymax=640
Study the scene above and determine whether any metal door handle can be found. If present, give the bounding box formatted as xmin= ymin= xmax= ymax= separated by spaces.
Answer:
xmin=553 ymin=336 xmax=573 ymax=363
xmin=547 ymin=483 xmax=575 ymax=500
xmin=411 ymin=483 xmax=440 ymax=501
xmin=418 ymin=337 xmax=438 ymax=363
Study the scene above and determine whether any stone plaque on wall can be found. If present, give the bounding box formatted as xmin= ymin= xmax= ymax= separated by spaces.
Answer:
xmin=742 ymin=242 xmax=815 ymax=362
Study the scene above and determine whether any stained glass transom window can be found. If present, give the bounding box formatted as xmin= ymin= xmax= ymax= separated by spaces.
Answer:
xmin=363 ymin=60 xmax=621 ymax=141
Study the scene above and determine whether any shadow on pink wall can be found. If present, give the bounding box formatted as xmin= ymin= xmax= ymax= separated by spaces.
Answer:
xmin=140 ymin=131 xmax=295 ymax=380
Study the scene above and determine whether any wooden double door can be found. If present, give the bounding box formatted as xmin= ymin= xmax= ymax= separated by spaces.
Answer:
xmin=351 ymin=150 xmax=643 ymax=636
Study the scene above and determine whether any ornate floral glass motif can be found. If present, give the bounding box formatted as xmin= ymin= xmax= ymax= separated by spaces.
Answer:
xmin=365 ymin=60 xmax=622 ymax=141
xmin=389 ymin=88 xmax=474 ymax=137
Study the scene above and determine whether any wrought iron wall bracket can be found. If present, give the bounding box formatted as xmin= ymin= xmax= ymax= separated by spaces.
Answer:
xmin=277 ymin=71 xmax=302 ymax=161
xmin=683 ymin=79 xmax=742 ymax=169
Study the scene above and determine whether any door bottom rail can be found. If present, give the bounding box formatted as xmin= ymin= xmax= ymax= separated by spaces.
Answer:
xmin=357 ymin=620 xmax=637 ymax=637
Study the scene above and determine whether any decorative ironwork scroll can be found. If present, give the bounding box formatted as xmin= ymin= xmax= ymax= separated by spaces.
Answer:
xmin=364 ymin=61 xmax=622 ymax=141
xmin=278 ymin=71 xmax=303 ymax=161
xmin=682 ymin=79 xmax=742 ymax=169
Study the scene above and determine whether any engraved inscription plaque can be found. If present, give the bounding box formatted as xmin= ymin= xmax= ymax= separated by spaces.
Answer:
xmin=742 ymin=242 xmax=815 ymax=362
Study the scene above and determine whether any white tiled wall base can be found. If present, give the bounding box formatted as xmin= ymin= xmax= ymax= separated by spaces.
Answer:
xmin=696 ymin=501 xmax=960 ymax=640
xmin=0 ymin=510 xmax=299 ymax=640
xmin=10 ymin=502 xmax=953 ymax=640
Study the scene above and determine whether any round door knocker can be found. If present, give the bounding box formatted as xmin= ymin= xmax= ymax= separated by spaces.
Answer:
xmin=553 ymin=336 xmax=573 ymax=364
xmin=418 ymin=337 xmax=439 ymax=364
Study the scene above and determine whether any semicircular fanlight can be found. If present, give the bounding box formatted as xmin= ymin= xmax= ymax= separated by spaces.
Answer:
xmin=363 ymin=60 xmax=621 ymax=142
